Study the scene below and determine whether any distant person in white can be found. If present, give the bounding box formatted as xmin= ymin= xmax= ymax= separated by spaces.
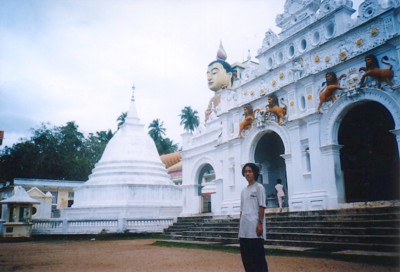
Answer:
xmin=275 ymin=179 xmax=285 ymax=212
xmin=238 ymin=162 xmax=268 ymax=272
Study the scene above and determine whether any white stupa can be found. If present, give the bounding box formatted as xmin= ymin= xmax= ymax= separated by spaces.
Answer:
xmin=63 ymin=85 xmax=182 ymax=226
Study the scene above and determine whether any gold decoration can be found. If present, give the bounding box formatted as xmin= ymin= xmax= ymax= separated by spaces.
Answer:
xmin=307 ymin=94 xmax=312 ymax=100
xmin=243 ymin=90 xmax=247 ymax=95
xmin=370 ymin=28 xmax=378 ymax=36
xmin=325 ymin=56 xmax=331 ymax=62
xmin=279 ymin=72 xmax=285 ymax=79
xmin=356 ymin=38 xmax=363 ymax=46
xmin=260 ymin=89 xmax=266 ymax=96
xmin=272 ymin=80 xmax=276 ymax=87
xmin=314 ymin=55 xmax=320 ymax=63
xmin=339 ymin=51 xmax=347 ymax=61
xmin=290 ymin=101 xmax=295 ymax=107
xmin=250 ymin=90 xmax=254 ymax=96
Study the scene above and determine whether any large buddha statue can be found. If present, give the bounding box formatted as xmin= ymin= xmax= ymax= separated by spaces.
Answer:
xmin=205 ymin=42 xmax=234 ymax=121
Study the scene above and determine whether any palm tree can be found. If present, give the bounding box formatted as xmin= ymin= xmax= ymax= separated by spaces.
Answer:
xmin=96 ymin=130 xmax=114 ymax=142
xmin=159 ymin=137 xmax=178 ymax=155
xmin=148 ymin=119 xmax=166 ymax=142
xmin=148 ymin=119 xmax=178 ymax=155
xmin=117 ymin=112 xmax=127 ymax=129
xmin=179 ymin=106 xmax=200 ymax=133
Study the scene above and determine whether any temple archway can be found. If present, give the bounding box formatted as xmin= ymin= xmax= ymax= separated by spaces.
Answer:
xmin=254 ymin=131 xmax=287 ymax=207
xmin=338 ymin=101 xmax=399 ymax=202
xmin=197 ymin=163 xmax=215 ymax=213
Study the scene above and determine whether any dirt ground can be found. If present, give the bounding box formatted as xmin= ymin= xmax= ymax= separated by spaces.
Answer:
xmin=0 ymin=239 xmax=398 ymax=272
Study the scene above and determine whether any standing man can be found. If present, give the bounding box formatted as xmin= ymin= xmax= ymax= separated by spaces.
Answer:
xmin=239 ymin=162 xmax=269 ymax=272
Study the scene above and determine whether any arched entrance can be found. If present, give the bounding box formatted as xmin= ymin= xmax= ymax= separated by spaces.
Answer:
xmin=254 ymin=131 xmax=287 ymax=207
xmin=197 ymin=163 xmax=215 ymax=213
xmin=338 ymin=101 xmax=399 ymax=202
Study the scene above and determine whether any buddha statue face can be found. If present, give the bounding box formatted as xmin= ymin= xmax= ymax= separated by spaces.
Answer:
xmin=207 ymin=60 xmax=233 ymax=92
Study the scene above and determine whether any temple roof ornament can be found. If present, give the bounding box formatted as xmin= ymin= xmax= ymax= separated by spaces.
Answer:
xmin=276 ymin=0 xmax=320 ymax=31
xmin=1 ymin=186 xmax=40 ymax=204
xmin=216 ymin=41 xmax=227 ymax=61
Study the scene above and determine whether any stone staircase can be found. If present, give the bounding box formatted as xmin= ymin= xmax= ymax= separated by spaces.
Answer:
xmin=163 ymin=206 xmax=400 ymax=255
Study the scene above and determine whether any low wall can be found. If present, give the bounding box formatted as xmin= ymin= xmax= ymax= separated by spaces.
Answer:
xmin=31 ymin=218 xmax=175 ymax=235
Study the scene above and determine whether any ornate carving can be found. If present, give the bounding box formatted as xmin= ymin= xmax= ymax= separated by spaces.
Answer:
xmin=264 ymin=95 xmax=288 ymax=125
xmin=238 ymin=104 xmax=256 ymax=138
xmin=262 ymin=29 xmax=279 ymax=50
xmin=317 ymin=72 xmax=346 ymax=113
xmin=359 ymin=54 xmax=394 ymax=90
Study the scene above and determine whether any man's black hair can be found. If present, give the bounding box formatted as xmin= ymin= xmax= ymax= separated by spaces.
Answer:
xmin=241 ymin=162 xmax=260 ymax=181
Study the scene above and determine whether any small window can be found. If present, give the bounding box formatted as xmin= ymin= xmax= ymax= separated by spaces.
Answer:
xmin=278 ymin=52 xmax=283 ymax=63
xmin=300 ymin=39 xmax=307 ymax=51
xmin=51 ymin=191 xmax=58 ymax=205
xmin=313 ymin=31 xmax=320 ymax=45
xmin=305 ymin=147 xmax=311 ymax=172
xmin=19 ymin=206 xmax=29 ymax=223
xmin=267 ymin=57 xmax=273 ymax=69
xmin=325 ymin=22 xmax=335 ymax=38
xmin=9 ymin=206 xmax=15 ymax=222
xmin=288 ymin=45 xmax=295 ymax=58
xmin=300 ymin=95 xmax=306 ymax=110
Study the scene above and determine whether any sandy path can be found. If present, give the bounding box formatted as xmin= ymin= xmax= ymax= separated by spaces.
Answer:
xmin=0 ymin=239 xmax=397 ymax=272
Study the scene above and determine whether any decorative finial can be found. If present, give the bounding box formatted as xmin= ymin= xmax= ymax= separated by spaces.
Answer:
xmin=131 ymin=83 xmax=135 ymax=101
xmin=247 ymin=49 xmax=251 ymax=61
xmin=216 ymin=41 xmax=227 ymax=61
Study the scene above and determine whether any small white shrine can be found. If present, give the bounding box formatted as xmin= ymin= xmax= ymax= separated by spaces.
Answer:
xmin=1 ymin=186 xmax=40 ymax=238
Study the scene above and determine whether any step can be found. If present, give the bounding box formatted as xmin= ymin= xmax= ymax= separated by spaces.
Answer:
xmin=267 ymin=213 xmax=400 ymax=222
xmin=266 ymin=219 xmax=400 ymax=228
xmin=266 ymin=232 xmax=399 ymax=244
xmin=170 ymin=234 xmax=238 ymax=244
xmin=266 ymin=238 xmax=399 ymax=252
xmin=164 ymin=207 xmax=400 ymax=256
xmin=267 ymin=226 xmax=400 ymax=235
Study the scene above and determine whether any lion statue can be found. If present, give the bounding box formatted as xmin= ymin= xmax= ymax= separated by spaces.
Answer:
xmin=238 ymin=104 xmax=256 ymax=138
xmin=265 ymin=95 xmax=287 ymax=125
xmin=317 ymin=71 xmax=346 ymax=113
xmin=359 ymin=54 xmax=394 ymax=90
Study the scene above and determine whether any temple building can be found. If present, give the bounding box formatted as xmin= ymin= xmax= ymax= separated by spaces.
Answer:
xmin=180 ymin=0 xmax=400 ymax=215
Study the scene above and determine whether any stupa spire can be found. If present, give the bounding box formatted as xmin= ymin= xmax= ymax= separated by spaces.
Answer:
xmin=125 ymin=83 xmax=140 ymax=126
xmin=131 ymin=83 xmax=136 ymax=101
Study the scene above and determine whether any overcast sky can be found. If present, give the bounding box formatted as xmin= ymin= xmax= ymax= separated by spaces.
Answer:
xmin=0 ymin=0 xmax=363 ymax=150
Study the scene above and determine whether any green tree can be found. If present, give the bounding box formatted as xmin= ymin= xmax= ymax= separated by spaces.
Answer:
xmin=148 ymin=119 xmax=166 ymax=143
xmin=83 ymin=129 xmax=113 ymax=172
xmin=0 ymin=122 xmax=112 ymax=181
xmin=148 ymin=119 xmax=178 ymax=155
xmin=179 ymin=106 xmax=199 ymax=133
xmin=117 ymin=112 xmax=127 ymax=129
xmin=159 ymin=137 xmax=179 ymax=155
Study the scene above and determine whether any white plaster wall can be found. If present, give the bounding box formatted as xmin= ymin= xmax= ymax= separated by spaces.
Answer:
xmin=181 ymin=1 xmax=400 ymax=215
